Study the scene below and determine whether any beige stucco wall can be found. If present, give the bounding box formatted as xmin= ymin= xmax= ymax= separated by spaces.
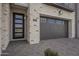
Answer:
xmin=27 ymin=3 xmax=75 ymax=44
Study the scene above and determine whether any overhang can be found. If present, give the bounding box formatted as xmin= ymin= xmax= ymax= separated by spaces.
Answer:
xmin=45 ymin=3 xmax=74 ymax=12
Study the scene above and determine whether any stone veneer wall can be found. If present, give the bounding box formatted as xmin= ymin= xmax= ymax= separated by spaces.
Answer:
xmin=27 ymin=3 xmax=75 ymax=44
xmin=1 ymin=4 xmax=10 ymax=50
xmin=0 ymin=3 xmax=2 ymax=55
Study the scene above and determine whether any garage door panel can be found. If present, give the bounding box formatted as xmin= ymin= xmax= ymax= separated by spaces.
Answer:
xmin=40 ymin=17 xmax=68 ymax=40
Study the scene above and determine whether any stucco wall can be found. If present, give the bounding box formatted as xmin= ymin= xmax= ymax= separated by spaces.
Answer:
xmin=28 ymin=3 xmax=75 ymax=44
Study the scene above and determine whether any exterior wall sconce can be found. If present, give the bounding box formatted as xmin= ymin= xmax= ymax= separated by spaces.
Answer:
xmin=58 ymin=9 xmax=63 ymax=15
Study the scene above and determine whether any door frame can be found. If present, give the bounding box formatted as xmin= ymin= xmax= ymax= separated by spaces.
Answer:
xmin=11 ymin=12 xmax=27 ymax=41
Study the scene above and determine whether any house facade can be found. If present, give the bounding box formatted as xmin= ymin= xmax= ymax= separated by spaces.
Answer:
xmin=0 ymin=3 xmax=78 ymax=55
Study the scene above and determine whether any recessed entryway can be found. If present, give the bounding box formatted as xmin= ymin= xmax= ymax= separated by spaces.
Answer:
xmin=40 ymin=16 xmax=68 ymax=40
xmin=10 ymin=5 xmax=27 ymax=41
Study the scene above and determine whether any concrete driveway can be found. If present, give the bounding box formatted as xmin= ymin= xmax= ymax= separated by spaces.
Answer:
xmin=2 ymin=38 xmax=79 ymax=56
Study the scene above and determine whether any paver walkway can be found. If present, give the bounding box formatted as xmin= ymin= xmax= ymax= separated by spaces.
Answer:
xmin=2 ymin=38 xmax=79 ymax=56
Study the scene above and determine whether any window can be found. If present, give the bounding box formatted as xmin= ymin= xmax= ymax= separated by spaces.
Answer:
xmin=13 ymin=13 xmax=24 ymax=39
xmin=40 ymin=17 xmax=47 ymax=23
xmin=15 ymin=20 xmax=23 ymax=23
xmin=56 ymin=20 xmax=64 ymax=24
xmin=47 ymin=19 xmax=56 ymax=24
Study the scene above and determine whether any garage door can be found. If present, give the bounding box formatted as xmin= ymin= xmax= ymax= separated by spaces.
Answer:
xmin=40 ymin=17 xmax=68 ymax=40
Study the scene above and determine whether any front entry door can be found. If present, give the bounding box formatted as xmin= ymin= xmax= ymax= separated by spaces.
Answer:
xmin=13 ymin=13 xmax=24 ymax=39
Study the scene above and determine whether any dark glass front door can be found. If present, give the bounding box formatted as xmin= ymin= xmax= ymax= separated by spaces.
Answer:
xmin=13 ymin=13 xmax=24 ymax=39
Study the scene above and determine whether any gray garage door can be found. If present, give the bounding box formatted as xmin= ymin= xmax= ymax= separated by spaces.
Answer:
xmin=40 ymin=17 xmax=68 ymax=40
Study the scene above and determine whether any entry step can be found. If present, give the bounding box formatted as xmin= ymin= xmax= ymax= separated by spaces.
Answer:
xmin=1 ymin=50 xmax=9 ymax=56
